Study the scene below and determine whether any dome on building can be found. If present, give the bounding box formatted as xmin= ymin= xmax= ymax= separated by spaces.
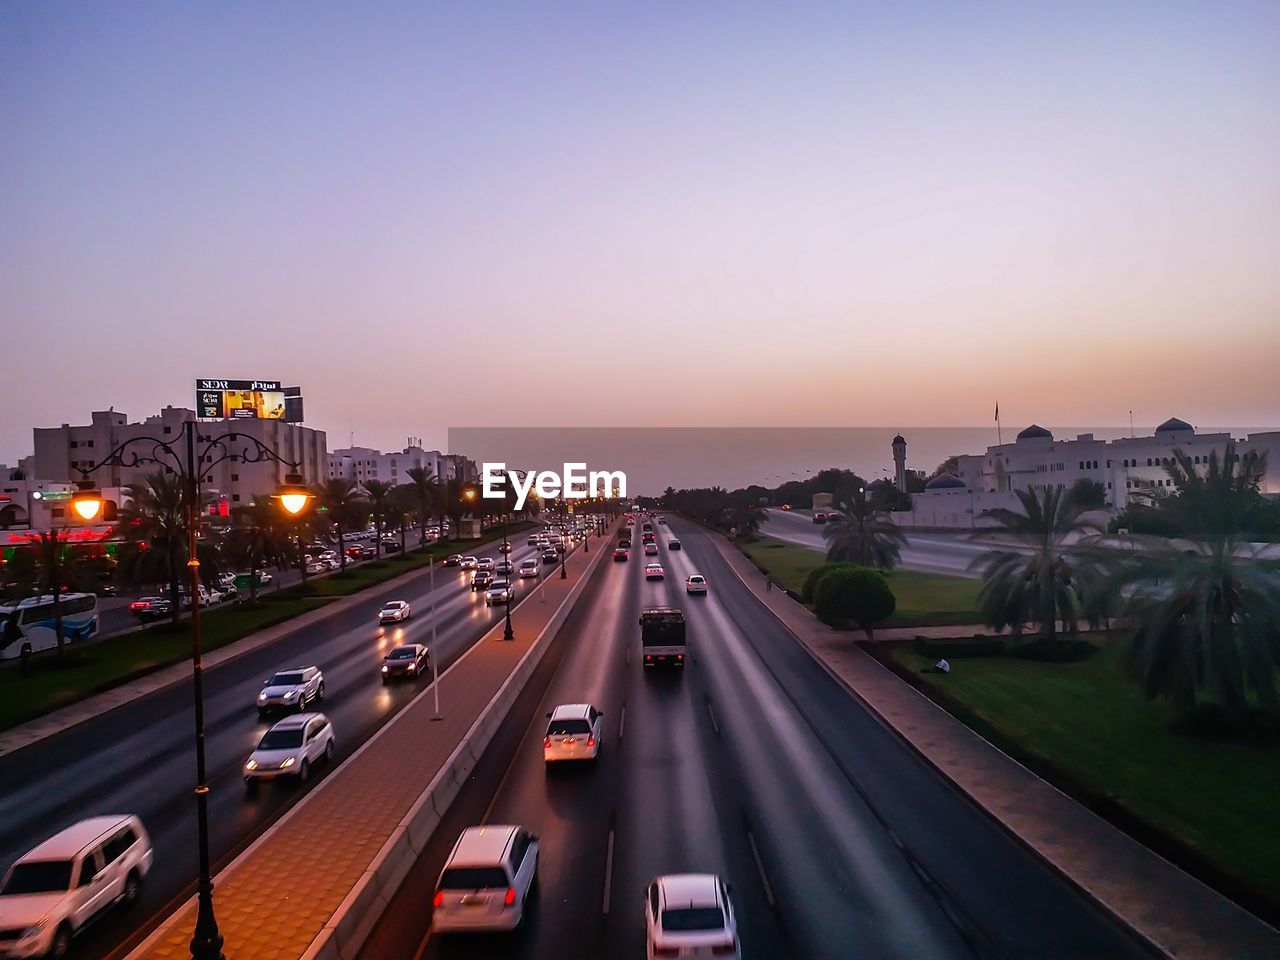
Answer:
xmin=1155 ymin=417 xmax=1194 ymax=434
xmin=892 ymin=434 xmax=906 ymax=446
xmin=1016 ymin=424 xmax=1053 ymax=441
xmin=925 ymin=473 xmax=966 ymax=490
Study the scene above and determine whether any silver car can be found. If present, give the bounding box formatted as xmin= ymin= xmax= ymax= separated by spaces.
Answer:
xmin=257 ymin=666 xmax=325 ymax=717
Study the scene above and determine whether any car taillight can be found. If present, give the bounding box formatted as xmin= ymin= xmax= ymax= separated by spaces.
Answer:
xmin=504 ymin=886 xmax=517 ymax=906
xmin=677 ymin=654 xmax=683 ymax=660
xmin=432 ymin=889 xmax=444 ymax=908
xmin=544 ymin=736 xmax=552 ymax=748
xmin=587 ymin=736 xmax=596 ymax=747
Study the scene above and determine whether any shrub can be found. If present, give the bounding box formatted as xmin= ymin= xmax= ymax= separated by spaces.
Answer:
xmin=801 ymin=561 xmax=864 ymax=603
xmin=813 ymin=567 xmax=896 ymax=637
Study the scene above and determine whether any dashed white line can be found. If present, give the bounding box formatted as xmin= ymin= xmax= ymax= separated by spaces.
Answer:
xmin=747 ymin=830 xmax=776 ymax=907
xmin=705 ymin=700 xmax=721 ymax=736
xmin=602 ymin=829 xmax=616 ymax=914
xmin=618 ymin=704 xmax=626 ymax=741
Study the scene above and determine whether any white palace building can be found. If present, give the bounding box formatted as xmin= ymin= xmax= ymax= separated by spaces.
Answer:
xmin=896 ymin=418 xmax=1280 ymax=529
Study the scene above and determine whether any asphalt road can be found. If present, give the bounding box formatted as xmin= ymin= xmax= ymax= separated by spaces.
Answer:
xmin=359 ymin=518 xmax=1154 ymax=960
xmin=0 ymin=531 xmax=565 ymax=960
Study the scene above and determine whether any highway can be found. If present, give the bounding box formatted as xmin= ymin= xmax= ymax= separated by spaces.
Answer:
xmin=0 ymin=532 xmax=559 ymax=960
xmin=360 ymin=517 xmax=1153 ymax=959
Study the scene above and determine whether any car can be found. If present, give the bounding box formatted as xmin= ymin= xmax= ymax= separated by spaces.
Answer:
xmin=618 ymin=537 xmax=632 ymax=549
xmin=347 ymin=546 xmax=364 ymax=561
xmin=382 ymin=538 xmax=402 ymax=553
xmin=257 ymin=666 xmax=325 ymax=716
xmin=499 ymin=542 xmax=513 ymax=554
xmin=244 ymin=713 xmax=335 ymax=788
xmin=95 ymin=583 xmax=119 ymax=598
xmin=686 ymin=575 xmax=708 ymax=595
xmin=645 ymin=874 xmax=739 ymax=960
xmin=527 ymin=535 xmax=540 ymax=546
xmin=324 ymin=557 xmax=341 ymax=571
xmin=780 ymin=504 xmax=793 ymax=511
xmin=381 ymin=643 xmax=430 ymax=682
xmin=541 ymin=550 xmax=558 ymax=565
xmin=485 ymin=579 xmax=514 ymax=606
xmin=495 ymin=560 xmax=514 ymax=575
xmin=613 ymin=548 xmax=629 ymax=562
xmin=130 ymin=596 xmax=171 ymax=622
xmin=657 ymin=517 xmax=667 ymax=525
xmin=359 ymin=545 xmax=379 ymax=559
xmin=668 ymin=538 xmax=682 ymax=550
xmin=518 ymin=558 xmax=540 ymax=578
xmin=237 ymin=570 xmax=273 ymax=585
xmin=432 ymin=825 xmax=539 ymax=933
xmin=0 ymin=815 xmax=153 ymax=960
xmin=460 ymin=556 xmax=479 ymax=570
xmin=645 ymin=563 xmax=664 ymax=580
xmin=471 ymin=571 xmax=495 ymax=591
xmin=476 ymin=558 xmax=496 ymax=573
xmin=625 ymin=518 xmax=635 ymax=526
xmin=642 ymin=532 xmax=656 ymax=544
xmin=644 ymin=543 xmax=659 ymax=556
xmin=305 ymin=560 xmax=326 ymax=575
xmin=642 ymin=522 xmax=653 ymax=532
xmin=379 ymin=600 xmax=411 ymax=623
xmin=812 ymin=512 xmax=828 ymax=525
xmin=543 ymin=703 xmax=604 ymax=764
xmin=444 ymin=554 xmax=463 ymax=567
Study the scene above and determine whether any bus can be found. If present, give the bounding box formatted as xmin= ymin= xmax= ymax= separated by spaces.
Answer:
xmin=639 ymin=606 xmax=686 ymax=669
xmin=0 ymin=593 xmax=100 ymax=661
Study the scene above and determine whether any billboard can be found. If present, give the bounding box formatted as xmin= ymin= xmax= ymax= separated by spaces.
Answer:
xmin=196 ymin=379 xmax=293 ymax=420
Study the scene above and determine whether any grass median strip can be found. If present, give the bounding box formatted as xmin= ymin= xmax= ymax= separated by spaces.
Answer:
xmin=0 ymin=522 xmax=536 ymax=733
xmin=736 ymin=537 xmax=983 ymax=626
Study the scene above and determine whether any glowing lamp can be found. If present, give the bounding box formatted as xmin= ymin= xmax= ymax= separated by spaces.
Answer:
xmin=71 ymin=482 xmax=103 ymax=521
xmin=272 ymin=474 xmax=313 ymax=516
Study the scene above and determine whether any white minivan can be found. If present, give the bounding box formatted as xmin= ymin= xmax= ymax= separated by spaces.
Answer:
xmin=0 ymin=815 xmax=152 ymax=959
xmin=432 ymin=825 xmax=539 ymax=933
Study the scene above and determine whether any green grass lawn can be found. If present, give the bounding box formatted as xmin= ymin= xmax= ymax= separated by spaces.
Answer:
xmin=736 ymin=537 xmax=983 ymax=626
xmin=883 ymin=639 xmax=1280 ymax=910
xmin=0 ymin=521 xmax=537 ymax=733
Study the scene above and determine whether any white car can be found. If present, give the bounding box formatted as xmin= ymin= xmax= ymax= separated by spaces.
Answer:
xmin=257 ymin=666 xmax=325 ymax=716
xmin=476 ymin=557 xmax=496 ymax=572
xmin=543 ymin=703 xmax=604 ymax=764
xmin=244 ymin=713 xmax=335 ymax=788
xmin=305 ymin=560 xmax=326 ymax=575
xmin=495 ymin=560 xmax=514 ymax=575
xmin=485 ymin=579 xmax=514 ymax=606
xmin=433 ymin=825 xmax=539 ymax=933
xmin=460 ymin=556 xmax=479 ymax=570
xmin=686 ymin=575 xmax=709 ymax=595
xmin=379 ymin=600 xmax=411 ymax=623
xmin=645 ymin=563 xmax=665 ymax=581
xmin=645 ymin=874 xmax=739 ymax=960
xmin=518 ymin=559 xmax=539 ymax=578
xmin=0 ymin=815 xmax=153 ymax=960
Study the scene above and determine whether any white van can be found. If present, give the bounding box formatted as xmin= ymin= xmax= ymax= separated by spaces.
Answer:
xmin=0 ymin=815 xmax=152 ymax=958
xmin=432 ymin=825 xmax=539 ymax=933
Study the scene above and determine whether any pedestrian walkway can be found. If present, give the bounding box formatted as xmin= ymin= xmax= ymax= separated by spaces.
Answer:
xmin=713 ymin=534 xmax=1280 ymax=960
xmin=124 ymin=529 xmax=612 ymax=960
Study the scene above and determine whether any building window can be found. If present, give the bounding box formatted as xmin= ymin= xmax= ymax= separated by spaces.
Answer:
xmin=164 ymin=426 xmax=172 ymax=435
xmin=87 ymin=440 xmax=94 ymax=448
xmin=231 ymin=473 xmax=239 ymax=481
xmin=232 ymin=494 xmax=241 ymax=502
xmin=70 ymin=440 xmax=79 ymax=448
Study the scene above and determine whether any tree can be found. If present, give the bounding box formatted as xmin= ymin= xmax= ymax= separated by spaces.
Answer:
xmin=386 ymin=486 xmax=413 ymax=555
xmin=801 ymin=561 xmax=865 ymax=603
xmin=27 ymin=532 xmax=81 ymax=658
xmin=224 ymin=500 xmax=292 ymax=603
xmin=812 ymin=566 xmax=897 ymax=638
xmin=724 ymin=503 xmax=766 ymax=538
xmin=1107 ymin=444 xmax=1280 ymax=717
xmin=362 ymin=479 xmax=396 ymax=559
xmin=822 ymin=486 xmax=906 ymax=570
xmin=404 ymin=466 xmax=440 ymax=547
xmin=313 ymin=479 xmax=368 ymax=573
xmin=970 ymin=484 xmax=1103 ymax=645
xmin=1068 ymin=478 xmax=1107 ymax=510
xmin=115 ymin=471 xmax=189 ymax=623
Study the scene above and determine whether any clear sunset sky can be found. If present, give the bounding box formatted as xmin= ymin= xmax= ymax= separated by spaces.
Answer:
xmin=2 ymin=2 xmax=1277 ymax=462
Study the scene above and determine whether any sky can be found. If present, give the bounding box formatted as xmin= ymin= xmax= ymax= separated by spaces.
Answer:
xmin=2 ymin=1 xmax=1278 ymax=464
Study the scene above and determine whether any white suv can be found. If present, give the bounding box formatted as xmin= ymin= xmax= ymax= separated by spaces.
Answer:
xmin=543 ymin=703 xmax=604 ymax=764
xmin=433 ymin=825 xmax=539 ymax=933
xmin=645 ymin=874 xmax=739 ymax=959
xmin=0 ymin=815 xmax=152 ymax=959
xmin=244 ymin=713 xmax=335 ymax=789
xmin=257 ymin=666 xmax=324 ymax=717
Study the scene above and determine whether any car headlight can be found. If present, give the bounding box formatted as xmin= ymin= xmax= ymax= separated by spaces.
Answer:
xmin=245 ymin=759 xmax=259 ymax=771
xmin=258 ymin=692 xmax=267 ymax=700
xmin=279 ymin=757 xmax=296 ymax=769
xmin=407 ymin=664 xmax=417 ymax=673
xmin=381 ymin=665 xmax=389 ymax=673
xmin=285 ymin=690 xmax=300 ymax=700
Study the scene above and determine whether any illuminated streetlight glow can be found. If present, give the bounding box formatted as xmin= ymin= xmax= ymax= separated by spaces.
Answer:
xmin=71 ymin=482 xmax=104 ymax=521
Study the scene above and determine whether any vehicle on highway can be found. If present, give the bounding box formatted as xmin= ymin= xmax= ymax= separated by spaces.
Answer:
xmin=433 ymin=825 xmax=539 ymax=933
xmin=612 ymin=547 xmax=629 ymax=562
xmin=129 ymin=596 xmax=171 ymax=622
xmin=618 ymin=537 xmax=632 ymax=549
xmin=305 ymin=560 xmax=327 ymax=575
xmin=668 ymin=538 xmax=682 ymax=550
xmin=644 ymin=543 xmax=659 ymax=556
xmin=657 ymin=517 xmax=667 ymax=525
xmin=780 ymin=504 xmax=792 ymax=510
xmin=640 ymin=607 xmax=686 ymax=669
xmin=686 ymin=575 xmax=709 ymax=595
xmin=645 ymin=874 xmax=739 ymax=960
xmin=460 ymin=556 xmax=479 ymax=570
xmin=378 ymin=600 xmax=412 ymax=623
xmin=499 ymin=542 xmax=513 ymax=554
xmin=0 ymin=815 xmax=153 ymax=960
xmin=381 ymin=538 xmax=401 ymax=553
xmin=812 ymin=512 xmax=828 ymax=524
xmin=0 ymin=593 xmax=99 ymax=661
xmin=257 ymin=666 xmax=325 ymax=716
xmin=485 ymin=578 xmax=514 ymax=606
xmin=471 ymin=571 xmax=495 ymax=592
xmin=518 ymin=558 xmax=540 ymax=578
xmin=645 ymin=562 xmax=665 ymax=580
xmin=244 ymin=713 xmax=335 ymax=788
xmin=476 ymin=557 xmax=496 ymax=572
xmin=526 ymin=535 xmax=539 ymax=546
xmin=381 ymin=643 xmax=430 ymax=682
xmin=625 ymin=517 xmax=635 ymax=525
xmin=543 ymin=703 xmax=604 ymax=764
xmin=554 ymin=541 xmax=566 ymax=553
xmin=444 ymin=554 xmax=462 ymax=567
xmin=541 ymin=550 xmax=558 ymax=565
xmin=642 ymin=521 xmax=653 ymax=532
xmin=495 ymin=560 xmax=514 ymax=575
xmin=642 ymin=532 xmax=656 ymax=544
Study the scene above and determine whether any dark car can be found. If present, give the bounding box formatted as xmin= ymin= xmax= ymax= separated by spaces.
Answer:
xmin=618 ymin=538 xmax=632 ymax=549
xmin=381 ymin=643 xmax=429 ymax=683
xmin=471 ymin=571 xmax=495 ymax=591
xmin=444 ymin=554 xmax=462 ymax=567
xmin=668 ymin=538 xmax=682 ymax=550
xmin=132 ymin=597 xmax=172 ymax=622
xmin=541 ymin=550 xmax=558 ymax=564
xmin=612 ymin=548 xmax=629 ymax=562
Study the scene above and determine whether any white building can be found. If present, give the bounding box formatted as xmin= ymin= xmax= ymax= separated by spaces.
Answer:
xmin=327 ymin=445 xmax=478 ymax=488
xmin=898 ymin=418 xmax=1280 ymax=529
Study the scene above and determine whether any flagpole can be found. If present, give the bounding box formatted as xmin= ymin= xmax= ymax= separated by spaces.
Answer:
xmin=995 ymin=401 xmax=1002 ymax=446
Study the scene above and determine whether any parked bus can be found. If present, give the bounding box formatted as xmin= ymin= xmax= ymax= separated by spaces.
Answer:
xmin=0 ymin=593 xmax=100 ymax=661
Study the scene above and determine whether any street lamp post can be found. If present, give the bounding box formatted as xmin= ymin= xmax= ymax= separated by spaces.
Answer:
xmin=72 ymin=422 xmax=311 ymax=960
xmin=501 ymin=523 xmax=514 ymax=640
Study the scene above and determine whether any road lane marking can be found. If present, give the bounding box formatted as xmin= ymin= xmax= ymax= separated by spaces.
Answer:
xmin=602 ymin=828 xmax=616 ymax=914
xmin=705 ymin=699 xmax=721 ymax=736
xmin=618 ymin=704 xmax=626 ymax=741
xmin=410 ymin=921 xmax=435 ymax=960
xmin=747 ymin=830 xmax=776 ymax=908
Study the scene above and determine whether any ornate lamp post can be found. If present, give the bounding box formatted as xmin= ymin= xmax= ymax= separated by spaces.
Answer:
xmin=72 ymin=422 xmax=311 ymax=960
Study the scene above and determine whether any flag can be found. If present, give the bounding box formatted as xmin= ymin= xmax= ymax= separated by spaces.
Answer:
xmin=994 ymin=402 xmax=999 ymax=422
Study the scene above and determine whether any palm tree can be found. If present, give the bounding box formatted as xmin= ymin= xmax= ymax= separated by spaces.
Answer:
xmin=27 ymin=532 xmax=82 ymax=658
xmin=404 ymin=466 xmax=439 ymax=548
xmin=313 ymin=479 xmax=368 ymax=573
xmin=1108 ymin=444 xmax=1280 ymax=717
xmin=224 ymin=500 xmax=292 ymax=603
xmin=385 ymin=486 xmax=413 ymax=555
xmin=115 ymin=471 xmax=189 ymax=622
xmin=362 ymin=479 xmax=396 ymax=559
xmin=823 ymin=486 xmax=907 ymax=570
xmin=724 ymin=503 xmax=767 ymax=538
xmin=970 ymin=484 xmax=1103 ymax=645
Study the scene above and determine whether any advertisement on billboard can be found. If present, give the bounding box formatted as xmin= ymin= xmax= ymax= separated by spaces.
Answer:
xmin=196 ymin=379 xmax=295 ymax=420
